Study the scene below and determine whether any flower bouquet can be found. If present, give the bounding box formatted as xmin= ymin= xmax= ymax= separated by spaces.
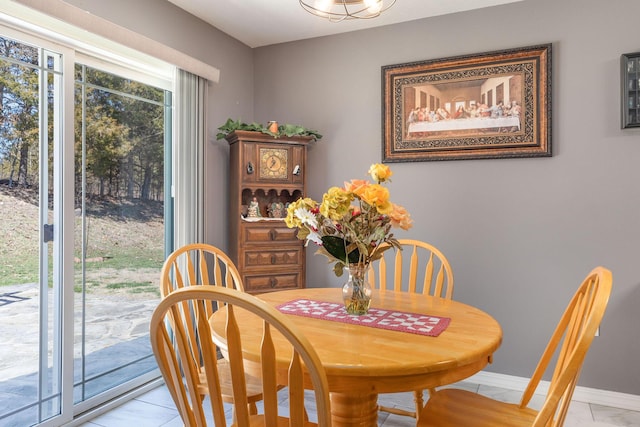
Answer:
xmin=285 ymin=163 xmax=413 ymax=314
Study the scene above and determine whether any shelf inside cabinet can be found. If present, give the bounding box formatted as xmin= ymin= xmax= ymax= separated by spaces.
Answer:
xmin=241 ymin=188 xmax=303 ymax=219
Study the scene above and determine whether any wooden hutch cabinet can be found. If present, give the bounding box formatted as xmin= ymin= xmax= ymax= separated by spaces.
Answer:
xmin=226 ymin=130 xmax=315 ymax=294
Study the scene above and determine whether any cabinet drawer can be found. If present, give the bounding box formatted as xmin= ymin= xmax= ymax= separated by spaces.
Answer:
xmin=243 ymin=271 xmax=302 ymax=293
xmin=242 ymin=224 xmax=298 ymax=243
xmin=244 ymin=248 xmax=302 ymax=268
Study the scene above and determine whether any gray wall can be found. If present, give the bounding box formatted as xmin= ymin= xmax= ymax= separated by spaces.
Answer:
xmin=60 ymin=0 xmax=640 ymax=395
xmin=252 ymin=0 xmax=640 ymax=395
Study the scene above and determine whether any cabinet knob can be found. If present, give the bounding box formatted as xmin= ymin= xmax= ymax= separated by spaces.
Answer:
xmin=246 ymin=162 xmax=254 ymax=174
xmin=269 ymin=277 xmax=278 ymax=288
xmin=269 ymin=229 xmax=276 ymax=240
xmin=270 ymin=254 xmax=276 ymax=264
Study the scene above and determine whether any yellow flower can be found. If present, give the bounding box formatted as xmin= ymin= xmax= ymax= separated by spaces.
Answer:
xmin=368 ymin=163 xmax=393 ymax=183
xmin=389 ymin=203 xmax=413 ymax=230
xmin=320 ymin=187 xmax=352 ymax=220
xmin=285 ymin=197 xmax=317 ymax=228
xmin=360 ymin=184 xmax=392 ymax=214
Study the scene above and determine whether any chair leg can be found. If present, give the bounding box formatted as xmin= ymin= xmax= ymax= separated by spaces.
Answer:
xmin=379 ymin=390 xmax=421 ymax=419
xmin=414 ymin=389 xmax=425 ymax=420
xmin=249 ymin=402 xmax=258 ymax=415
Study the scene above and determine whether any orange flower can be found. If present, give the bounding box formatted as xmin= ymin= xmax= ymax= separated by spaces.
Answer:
xmin=389 ymin=203 xmax=413 ymax=230
xmin=360 ymin=184 xmax=392 ymax=214
xmin=344 ymin=179 xmax=369 ymax=197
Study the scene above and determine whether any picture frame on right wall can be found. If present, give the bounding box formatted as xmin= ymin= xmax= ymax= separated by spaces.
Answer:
xmin=382 ymin=44 xmax=552 ymax=162
xmin=621 ymin=52 xmax=640 ymax=129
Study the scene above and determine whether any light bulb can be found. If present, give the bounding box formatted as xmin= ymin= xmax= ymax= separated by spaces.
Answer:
xmin=364 ymin=0 xmax=382 ymax=14
xmin=314 ymin=0 xmax=334 ymax=14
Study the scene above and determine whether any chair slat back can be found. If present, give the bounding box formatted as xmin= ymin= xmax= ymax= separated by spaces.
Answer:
xmin=150 ymin=286 xmax=332 ymax=427
xmin=259 ymin=322 xmax=278 ymax=426
xmin=369 ymin=239 xmax=454 ymax=299
xmin=161 ymin=243 xmax=244 ymax=298
xmin=521 ymin=267 xmax=612 ymax=427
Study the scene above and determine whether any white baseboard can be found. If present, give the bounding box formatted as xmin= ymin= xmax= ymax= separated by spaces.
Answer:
xmin=467 ymin=371 xmax=640 ymax=412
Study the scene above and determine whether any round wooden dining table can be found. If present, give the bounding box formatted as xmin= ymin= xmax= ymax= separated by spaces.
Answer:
xmin=209 ymin=287 xmax=502 ymax=427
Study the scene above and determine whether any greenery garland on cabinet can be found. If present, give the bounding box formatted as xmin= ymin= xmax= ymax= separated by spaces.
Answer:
xmin=216 ymin=118 xmax=322 ymax=141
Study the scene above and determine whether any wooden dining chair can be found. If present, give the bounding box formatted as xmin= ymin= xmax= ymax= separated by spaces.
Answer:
xmin=368 ymin=238 xmax=454 ymax=299
xmin=367 ymin=238 xmax=454 ymax=419
xmin=416 ymin=266 xmax=612 ymax=427
xmin=160 ymin=243 xmax=264 ymax=416
xmin=150 ymin=286 xmax=332 ymax=426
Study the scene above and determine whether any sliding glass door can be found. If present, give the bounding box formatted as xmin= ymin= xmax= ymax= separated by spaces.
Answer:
xmin=0 ymin=26 xmax=171 ymax=426
xmin=0 ymin=30 xmax=70 ymax=427
xmin=72 ymin=63 xmax=169 ymax=406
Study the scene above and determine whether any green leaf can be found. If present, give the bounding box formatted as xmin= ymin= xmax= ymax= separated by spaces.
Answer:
xmin=321 ymin=235 xmax=360 ymax=264
xmin=216 ymin=118 xmax=243 ymax=139
xmin=246 ymin=122 xmax=264 ymax=131
xmin=281 ymin=124 xmax=304 ymax=137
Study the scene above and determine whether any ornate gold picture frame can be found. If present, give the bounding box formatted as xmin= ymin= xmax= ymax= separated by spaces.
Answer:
xmin=382 ymin=44 xmax=552 ymax=162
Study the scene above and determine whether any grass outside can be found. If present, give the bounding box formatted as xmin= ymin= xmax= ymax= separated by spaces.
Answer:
xmin=0 ymin=185 xmax=164 ymax=296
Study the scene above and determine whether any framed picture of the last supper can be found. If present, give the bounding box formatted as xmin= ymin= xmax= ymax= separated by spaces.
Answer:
xmin=382 ymin=44 xmax=551 ymax=162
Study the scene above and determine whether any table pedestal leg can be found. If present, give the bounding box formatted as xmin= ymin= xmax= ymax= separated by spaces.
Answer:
xmin=330 ymin=392 xmax=378 ymax=427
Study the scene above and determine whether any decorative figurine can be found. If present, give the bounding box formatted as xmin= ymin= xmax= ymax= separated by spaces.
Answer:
xmin=247 ymin=197 xmax=261 ymax=218
xmin=269 ymin=201 xmax=285 ymax=218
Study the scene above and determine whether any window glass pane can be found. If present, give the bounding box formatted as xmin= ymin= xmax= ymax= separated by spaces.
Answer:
xmin=0 ymin=37 xmax=38 ymax=65
xmin=76 ymin=64 xmax=165 ymax=103
xmin=73 ymin=64 xmax=167 ymax=401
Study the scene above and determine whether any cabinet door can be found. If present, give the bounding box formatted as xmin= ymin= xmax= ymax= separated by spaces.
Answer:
xmin=241 ymin=141 xmax=258 ymax=183
xmin=243 ymin=142 xmax=305 ymax=185
xmin=290 ymin=145 xmax=305 ymax=185
xmin=240 ymin=141 xmax=302 ymax=184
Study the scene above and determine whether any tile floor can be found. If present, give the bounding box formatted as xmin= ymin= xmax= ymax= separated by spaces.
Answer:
xmin=79 ymin=380 xmax=640 ymax=427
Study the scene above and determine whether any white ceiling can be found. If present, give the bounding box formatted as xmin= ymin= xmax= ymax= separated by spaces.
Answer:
xmin=166 ymin=0 xmax=524 ymax=48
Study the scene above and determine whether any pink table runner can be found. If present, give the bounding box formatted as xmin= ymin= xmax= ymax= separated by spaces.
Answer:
xmin=276 ymin=299 xmax=450 ymax=337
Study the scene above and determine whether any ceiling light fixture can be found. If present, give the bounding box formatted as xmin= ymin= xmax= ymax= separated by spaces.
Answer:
xmin=299 ymin=0 xmax=396 ymax=22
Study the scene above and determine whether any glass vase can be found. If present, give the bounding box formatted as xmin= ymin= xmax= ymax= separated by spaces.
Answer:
xmin=342 ymin=263 xmax=372 ymax=315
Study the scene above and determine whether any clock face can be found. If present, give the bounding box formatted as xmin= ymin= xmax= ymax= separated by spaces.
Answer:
xmin=259 ymin=148 xmax=288 ymax=179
